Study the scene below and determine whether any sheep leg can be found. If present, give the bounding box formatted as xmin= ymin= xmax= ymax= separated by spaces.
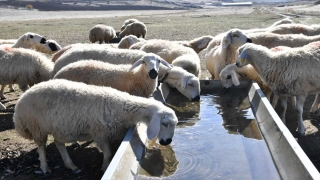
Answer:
xmin=278 ymin=97 xmax=287 ymax=124
xmin=8 ymin=84 xmax=15 ymax=92
xmin=0 ymin=85 xmax=6 ymax=100
xmin=96 ymin=140 xmax=111 ymax=171
xmin=295 ymin=95 xmax=306 ymax=137
xmin=54 ymin=139 xmax=80 ymax=173
xmin=37 ymin=137 xmax=51 ymax=175
xmin=310 ymin=94 xmax=320 ymax=113
xmin=18 ymin=84 xmax=30 ymax=92
xmin=271 ymin=94 xmax=279 ymax=108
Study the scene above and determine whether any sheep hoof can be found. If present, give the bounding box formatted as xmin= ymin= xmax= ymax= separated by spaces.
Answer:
xmin=44 ymin=172 xmax=52 ymax=178
xmin=72 ymin=169 xmax=81 ymax=174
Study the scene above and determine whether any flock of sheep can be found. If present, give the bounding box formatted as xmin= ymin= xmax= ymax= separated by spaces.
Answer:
xmin=1 ymin=16 xmax=320 ymax=176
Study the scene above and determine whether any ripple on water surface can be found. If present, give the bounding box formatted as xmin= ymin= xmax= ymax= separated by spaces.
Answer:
xmin=137 ymin=90 xmax=280 ymax=180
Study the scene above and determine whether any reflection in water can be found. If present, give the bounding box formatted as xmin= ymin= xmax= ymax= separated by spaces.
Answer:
xmin=138 ymin=139 xmax=179 ymax=178
xmin=137 ymin=89 xmax=280 ymax=180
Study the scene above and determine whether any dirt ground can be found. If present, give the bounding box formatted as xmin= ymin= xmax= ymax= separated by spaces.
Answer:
xmin=1 ymin=1 xmax=320 ymax=179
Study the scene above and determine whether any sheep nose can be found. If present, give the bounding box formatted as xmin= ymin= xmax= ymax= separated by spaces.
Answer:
xmin=49 ymin=43 xmax=58 ymax=51
xmin=159 ymin=138 xmax=172 ymax=146
xmin=40 ymin=38 xmax=47 ymax=44
xmin=191 ymin=95 xmax=200 ymax=102
xmin=247 ymin=38 xmax=252 ymax=43
xmin=149 ymin=69 xmax=158 ymax=79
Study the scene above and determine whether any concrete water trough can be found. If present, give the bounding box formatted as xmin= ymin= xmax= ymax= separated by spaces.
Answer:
xmin=101 ymin=80 xmax=320 ymax=180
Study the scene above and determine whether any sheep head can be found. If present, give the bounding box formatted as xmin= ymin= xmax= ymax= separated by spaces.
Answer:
xmin=236 ymin=44 xmax=250 ymax=68
xmin=21 ymin=32 xmax=47 ymax=45
xmin=129 ymin=53 xmax=172 ymax=79
xmin=147 ymin=107 xmax=178 ymax=146
xmin=219 ymin=64 xmax=240 ymax=88
xmin=222 ymin=29 xmax=252 ymax=49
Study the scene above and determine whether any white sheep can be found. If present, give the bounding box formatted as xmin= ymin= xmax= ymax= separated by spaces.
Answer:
xmin=204 ymin=18 xmax=293 ymax=53
xmin=89 ymin=24 xmax=117 ymax=44
xmin=159 ymin=65 xmax=200 ymax=101
xmin=267 ymin=23 xmax=320 ymax=36
xmin=120 ymin=18 xmax=140 ymax=31
xmin=51 ymin=36 xmax=145 ymax=63
xmin=219 ymin=64 xmax=272 ymax=100
xmin=0 ymin=46 xmax=54 ymax=100
xmin=243 ymin=17 xmax=294 ymax=34
xmin=139 ymin=39 xmax=201 ymax=77
xmin=53 ymin=47 xmax=200 ymax=101
xmin=54 ymin=53 xmax=172 ymax=98
xmin=53 ymin=47 xmax=147 ymax=73
xmin=129 ymin=36 xmax=214 ymax=54
xmin=11 ymin=32 xmax=47 ymax=48
xmin=120 ymin=21 xmax=147 ymax=38
xmin=13 ymin=79 xmax=178 ymax=174
xmin=175 ymin=35 xmax=214 ymax=53
xmin=204 ymin=28 xmax=252 ymax=80
xmin=235 ymin=41 xmax=320 ymax=136
xmin=0 ymin=39 xmax=17 ymax=45
xmin=248 ymin=32 xmax=320 ymax=48
xmin=37 ymin=39 xmax=62 ymax=54
xmin=0 ymin=32 xmax=48 ymax=94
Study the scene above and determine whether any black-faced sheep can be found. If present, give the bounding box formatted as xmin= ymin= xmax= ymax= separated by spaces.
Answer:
xmin=54 ymin=53 xmax=172 ymax=98
xmin=13 ymin=79 xmax=178 ymax=174
xmin=53 ymin=47 xmax=200 ymax=101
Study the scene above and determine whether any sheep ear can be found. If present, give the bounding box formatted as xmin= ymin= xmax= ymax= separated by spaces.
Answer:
xmin=197 ymin=38 xmax=210 ymax=50
xmin=129 ymin=59 xmax=143 ymax=71
xmin=231 ymin=71 xmax=240 ymax=86
xmin=181 ymin=76 xmax=187 ymax=88
xmin=160 ymin=59 xmax=172 ymax=68
xmin=22 ymin=34 xmax=28 ymax=42
xmin=128 ymin=37 xmax=135 ymax=45
xmin=147 ymin=115 xmax=160 ymax=140
xmin=223 ymin=34 xmax=231 ymax=48
xmin=239 ymin=49 xmax=248 ymax=65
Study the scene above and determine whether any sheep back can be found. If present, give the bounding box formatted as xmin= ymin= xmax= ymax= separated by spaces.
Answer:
xmin=13 ymin=79 xmax=172 ymax=143
xmin=120 ymin=22 xmax=147 ymax=38
xmin=89 ymin=24 xmax=116 ymax=44
xmin=54 ymin=60 xmax=157 ymax=97
xmin=53 ymin=47 xmax=146 ymax=74
xmin=0 ymin=47 xmax=54 ymax=88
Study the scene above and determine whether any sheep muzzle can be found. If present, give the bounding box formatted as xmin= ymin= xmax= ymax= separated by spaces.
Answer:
xmin=159 ymin=138 xmax=172 ymax=146
xmin=40 ymin=38 xmax=47 ymax=44
xmin=191 ymin=95 xmax=200 ymax=102
xmin=149 ymin=69 xmax=158 ymax=79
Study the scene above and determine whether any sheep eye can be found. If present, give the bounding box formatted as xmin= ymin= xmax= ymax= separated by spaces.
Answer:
xmin=158 ymin=60 xmax=161 ymax=63
xmin=162 ymin=122 xmax=168 ymax=127
xmin=29 ymin=35 xmax=34 ymax=38
xmin=232 ymin=34 xmax=239 ymax=37
xmin=227 ymin=75 xmax=231 ymax=79
xmin=188 ymin=83 xmax=193 ymax=87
